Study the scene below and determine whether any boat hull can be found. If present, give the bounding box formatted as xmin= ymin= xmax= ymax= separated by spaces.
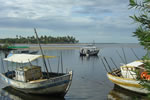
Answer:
xmin=80 ymin=50 xmax=99 ymax=56
xmin=0 ymin=71 xmax=72 ymax=96
xmin=107 ymin=71 xmax=149 ymax=94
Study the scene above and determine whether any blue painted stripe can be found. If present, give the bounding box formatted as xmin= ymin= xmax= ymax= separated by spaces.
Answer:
xmin=24 ymin=80 xmax=70 ymax=90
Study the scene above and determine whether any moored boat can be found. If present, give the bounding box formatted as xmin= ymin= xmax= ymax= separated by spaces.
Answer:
xmin=7 ymin=46 xmax=38 ymax=57
xmin=107 ymin=61 xmax=149 ymax=94
xmin=0 ymin=53 xmax=72 ymax=96
xmin=80 ymin=46 xmax=99 ymax=56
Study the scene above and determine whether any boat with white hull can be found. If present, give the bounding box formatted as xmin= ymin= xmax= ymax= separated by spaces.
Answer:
xmin=0 ymin=71 xmax=72 ymax=95
xmin=107 ymin=69 xmax=149 ymax=94
xmin=80 ymin=46 xmax=99 ymax=56
xmin=0 ymin=54 xmax=72 ymax=96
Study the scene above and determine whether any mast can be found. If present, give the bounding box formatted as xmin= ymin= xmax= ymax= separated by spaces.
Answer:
xmin=34 ymin=28 xmax=49 ymax=78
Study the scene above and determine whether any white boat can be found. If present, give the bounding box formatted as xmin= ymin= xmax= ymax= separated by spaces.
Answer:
xmin=107 ymin=61 xmax=149 ymax=94
xmin=6 ymin=46 xmax=38 ymax=58
xmin=0 ymin=54 xmax=73 ymax=96
xmin=80 ymin=46 xmax=99 ymax=56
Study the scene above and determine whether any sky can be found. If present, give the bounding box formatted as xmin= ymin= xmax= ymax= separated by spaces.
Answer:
xmin=0 ymin=0 xmax=139 ymax=43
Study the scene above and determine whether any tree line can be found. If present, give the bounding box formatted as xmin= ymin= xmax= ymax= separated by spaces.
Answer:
xmin=0 ymin=35 xmax=79 ymax=44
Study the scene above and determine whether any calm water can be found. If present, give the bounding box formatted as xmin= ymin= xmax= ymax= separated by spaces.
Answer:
xmin=0 ymin=43 xmax=148 ymax=100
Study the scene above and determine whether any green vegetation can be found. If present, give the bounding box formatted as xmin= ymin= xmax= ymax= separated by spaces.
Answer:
xmin=129 ymin=0 xmax=150 ymax=97
xmin=0 ymin=35 xmax=79 ymax=44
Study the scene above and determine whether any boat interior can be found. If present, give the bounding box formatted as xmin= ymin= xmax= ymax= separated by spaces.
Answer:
xmin=4 ymin=71 xmax=66 ymax=82
xmin=109 ymin=69 xmax=122 ymax=77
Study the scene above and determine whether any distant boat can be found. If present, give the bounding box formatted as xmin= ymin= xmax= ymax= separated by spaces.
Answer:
xmin=0 ymin=54 xmax=73 ymax=96
xmin=7 ymin=46 xmax=38 ymax=55
xmin=107 ymin=61 xmax=149 ymax=94
xmin=80 ymin=46 xmax=99 ymax=56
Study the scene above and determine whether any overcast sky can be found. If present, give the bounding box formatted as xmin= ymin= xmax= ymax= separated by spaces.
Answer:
xmin=0 ymin=0 xmax=139 ymax=43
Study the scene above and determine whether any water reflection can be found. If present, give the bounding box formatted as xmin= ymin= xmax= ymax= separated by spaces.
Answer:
xmin=0 ymin=86 xmax=65 ymax=100
xmin=79 ymin=55 xmax=99 ymax=61
xmin=108 ymin=85 xmax=148 ymax=100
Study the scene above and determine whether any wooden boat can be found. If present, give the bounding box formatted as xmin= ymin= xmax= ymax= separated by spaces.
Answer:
xmin=7 ymin=46 xmax=38 ymax=57
xmin=0 ymin=54 xmax=73 ymax=96
xmin=107 ymin=61 xmax=149 ymax=94
xmin=80 ymin=46 xmax=99 ymax=56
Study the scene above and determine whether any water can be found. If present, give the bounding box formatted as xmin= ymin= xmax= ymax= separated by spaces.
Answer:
xmin=0 ymin=43 xmax=148 ymax=100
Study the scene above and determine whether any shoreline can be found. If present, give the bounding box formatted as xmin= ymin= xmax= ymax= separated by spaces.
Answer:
xmin=30 ymin=46 xmax=80 ymax=50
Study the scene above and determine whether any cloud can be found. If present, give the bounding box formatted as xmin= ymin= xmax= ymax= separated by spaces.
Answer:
xmin=0 ymin=0 xmax=138 ymax=43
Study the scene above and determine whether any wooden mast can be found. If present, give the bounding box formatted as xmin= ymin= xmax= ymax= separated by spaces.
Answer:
xmin=34 ymin=28 xmax=49 ymax=78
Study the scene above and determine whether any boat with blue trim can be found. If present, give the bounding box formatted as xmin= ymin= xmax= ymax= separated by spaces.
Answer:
xmin=0 ymin=54 xmax=73 ymax=96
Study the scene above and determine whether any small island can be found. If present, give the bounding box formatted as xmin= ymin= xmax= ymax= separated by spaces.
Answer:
xmin=0 ymin=35 xmax=79 ymax=50
xmin=0 ymin=35 xmax=79 ymax=44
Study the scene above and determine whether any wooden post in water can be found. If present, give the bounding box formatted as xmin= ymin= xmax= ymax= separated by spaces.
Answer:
xmin=110 ymin=57 xmax=118 ymax=69
xmin=34 ymin=28 xmax=50 ymax=78
xmin=61 ymin=51 xmax=64 ymax=73
xmin=47 ymin=59 xmax=52 ymax=72
xmin=116 ymin=50 xmax=125 ymax=64
xmin=103 ymin=57 xmax=113 ymax=72
xmin=57 ymin=56 xmax=60 ymax=74
xmin=99 ymin=55 xmax=109 ymax=72
xmin=122 ymin=48 xmax=127 ymax=64
xmin=130 ymin=48 xmax=140 ymax=60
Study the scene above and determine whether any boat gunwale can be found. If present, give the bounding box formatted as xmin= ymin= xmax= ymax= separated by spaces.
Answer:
xmin=107 ymin=70 xmax=137 ymax=81
xmin=0 ymin=71 xmax=72 ymax=85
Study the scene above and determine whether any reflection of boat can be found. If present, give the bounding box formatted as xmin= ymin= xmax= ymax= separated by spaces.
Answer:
xmin=80 ymin=55 xmax=99 ymax=61
xmin=80 ymin=46 xmax=99 ymax=56
xmin=1 ymin=86 xmax=65 ymax=100
xmin=107 ymin=61 xmax=149 ymax=94
xmin=108 ymin=85 xmax=147 ymax=100
xmin=0 ymin=54 xmax=72 ymax=96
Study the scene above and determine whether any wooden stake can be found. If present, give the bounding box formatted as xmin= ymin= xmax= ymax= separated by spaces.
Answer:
xmin=103 ymin=57 xmax=112 ymax=72
xmin=99 ymin=55 xmax=109 ymax=72
xmin=130 ymin=48 xmax=140 ymax=60
xmin=110 ymin=57 xmax=118 ymax=69
xmin=122 ymin=48 xmax=127 ymax=64
xmin=116 ymin=50 xmax=125 ymax=63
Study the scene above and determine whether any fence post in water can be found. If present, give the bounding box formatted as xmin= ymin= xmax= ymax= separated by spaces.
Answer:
xmin=130 ymin=48 xmax=140 ymax=60
xmin=57 ymin=56 xmax=60 ymax=74
xmin=47 ymin=59 xmax=52 ymax=72
xmin=116 ymin=50 xmax=125 ymax=64
xmin=99 ymin=55 xmax=108 ymax=72
xmin=103 ymin=57 xmax=113 ymax=72
xmin=122 ymin=48 xmax=127 ymax=64
xmin=61 ymin=52 xmax=64 ymax=73
xmin=110 ymin=57 xmax=118 ymax=69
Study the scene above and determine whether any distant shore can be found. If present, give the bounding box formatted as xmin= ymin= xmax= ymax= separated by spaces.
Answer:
xmin=30 ymin=46 xmax=80 ymax=50
xmin=17 ymin=43 xmax=87 ymax=50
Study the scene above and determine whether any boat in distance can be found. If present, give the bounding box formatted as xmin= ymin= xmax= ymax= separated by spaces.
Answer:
xmin=0 ymin=54 xmax=73 ymax=96
xmin=80 ymin=46 xmax=99 ymax=56
xmin=107 ymin=61 xmax=150 ymax=94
